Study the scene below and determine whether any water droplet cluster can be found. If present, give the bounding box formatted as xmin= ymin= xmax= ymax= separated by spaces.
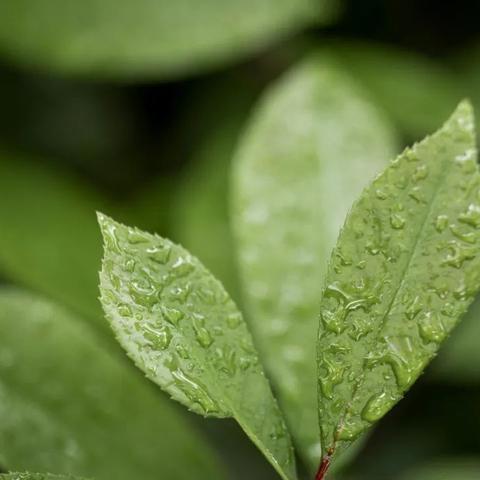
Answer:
xmin=232 ymin=60 xmax=398 ymax=468
xmin=98 ymin=214 xmax=296 ymax=476
xmin=317 ymin=102 xmax=480 ymax=456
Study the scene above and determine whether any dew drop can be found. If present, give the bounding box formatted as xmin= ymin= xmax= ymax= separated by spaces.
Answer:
xmin=127 ymin=229 xmax=149 ymax=244
xmin=226 ymin=312 xmax=242 ymax=329
xmin=390 ymin=213 xmax=406 ymax=230
xmin=147 ymin=245 xmax=171 ymax=265
xmin=129 ymin=281 xmax=157 ymax=308
xmin=459 ymin=204 xmax=480 ymax=228
xmin=192 ymin=314 xmax=213 ymax=348
xmin=161 ymin=305 xmax=184 ymax=326
xmin=361 ymin=391 xmax=393 ymax=423
xmin=336 ymin=417 xmax=363 ymax=441
xmin=418 ymin=312 xmax=446 ymax=344
xmin=144 ymin=324 xmax=172 ymax=350
xmin=117 ymin=303 xmax=132 ymax=317
xmin=412 ymin=164 xmax=428 ymax=182
xmin=375 ymin=189 xmax=388 ymax=200
xmin=435 ymin=215 xmax=448 ymax=233
xmin=172 ymin=257 xmax=194 ymax=277
xmin=175 ymin=344 xmax=190 ymax=359
xmin=124 ymin=258 xmax=136 ymax=273
xmin=171 ymin=368 xmax=221 ymax=415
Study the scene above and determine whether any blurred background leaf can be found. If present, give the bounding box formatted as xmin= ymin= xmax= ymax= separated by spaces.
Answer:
xmin=0 ymin=287 xmax=224 ymax=480
xmin=396 ymin=458 xmax=480 ymax=480
xmin=0 ymin=0 xmax=338 ymax=79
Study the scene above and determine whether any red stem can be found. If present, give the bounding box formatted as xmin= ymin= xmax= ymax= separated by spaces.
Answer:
xmin=315 ymin=454 xmax=331 ymax=480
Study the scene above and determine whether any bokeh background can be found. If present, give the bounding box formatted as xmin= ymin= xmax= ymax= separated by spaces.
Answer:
xmin=0 ymin=1 xmax=480 ymax=479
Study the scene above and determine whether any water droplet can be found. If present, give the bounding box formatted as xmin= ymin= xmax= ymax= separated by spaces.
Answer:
xmin=459 ymin=204 xmax=480 ymax=228
xmin=405 ymin=295 xmax=422 ymax=320
xmin=450 ymin=224 xmax=476 ymax=244
xmin=161 ymin=305 xmax=184 ymax=325
xmin=435 ymin=215 xmax=449 ymax=232
xmin=214 ymin=346 xmax=237 ymax=376
xmin=171 ymin=368 xmax=222 ymax=415
xmin=361 ymin=391 xmax=394 ymax=422
xmin=144 ymin=324 xmax=172 ymax=350
xmin=129 ymin=281 xmax=157 ymax=308
xmin=117 ymin=304 xmax=132 ymax=317
xmin=443 ymin=240 xmax=476 ymax=268
xmin=194 ymin=286 xmax=217 ymax=305
xmin=127 ymin=229 xmax=149 ymax=244
xmin=102 ymin=222 xmax=121 ymax=253
xmin=382 ymin=336 xmax=424 ymax=388
xmin=418 ymin=312 xmax=446 ymax=344
xmin=375 ymin=189 xmax=388 ymax=200
xmin=192 ymin=314 xmax=213 ymax=348
xmin=147 ymin=245 xmax=171 ymax=264
xmin=390 ymin=213 xmax=406 ymax=230
xmin=175 ymin=344 xmax=190 ymax=359
xmin=412 ymin=164 xmax=428 ymax=182
xmin=336 ymin=417 xmax=363 ymax=441
xmin=168 ymin=285 xmax=190 ymax=303
xmin=318 ymin=354 xmax=344 ymax=399
xmin=226 ymin=312 xmax=242 ymax=329
xmin=172 ymin=257 xmax=194 ymax=277
xmin=124 ymin=258 xmax=136 ymax=273
xmin=239 ymin=356 xmax=251 ymax=371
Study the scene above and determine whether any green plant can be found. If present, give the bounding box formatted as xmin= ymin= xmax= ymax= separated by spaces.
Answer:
xmin=92 ymin=99 xmax=480 ymax=480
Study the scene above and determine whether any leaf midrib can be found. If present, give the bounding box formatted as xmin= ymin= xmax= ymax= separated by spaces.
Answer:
xmin=333 ymin=140 xmax=452 ymax=448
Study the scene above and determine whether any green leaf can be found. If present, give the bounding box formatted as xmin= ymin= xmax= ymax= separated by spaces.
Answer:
xmin=231 ymin=55 xmax=399 ymax=470
xmin=0 ymin=0 xmax=337 ymax=79
xmin=431 ymin=295 xmax=480 ymax=382
xmin=0 ymin=287 xmax=223 ymax=480
xmin=397 ymin=458 xmax=480 ymax=480
xmin=0 ymin=152 xmax=109 ymax=331
xmin=98 ymin=214 xmax=297 ymax=480
xmin=326 ymin=41 xmax=463 ymax=139
xmin=316 ymin=101 xmax=480 ymax=462
xmin=0 ymin=475 xmax=88 ymax=480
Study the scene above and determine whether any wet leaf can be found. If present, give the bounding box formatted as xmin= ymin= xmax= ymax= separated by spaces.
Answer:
xmin=317 ymin=101 xmax=480 ymax=463
xmin=0 ymin=288 xmax=223 ymax=480
xmin=232 ymin=55 xmax=398 ymax=470
xmin=0 ymin=0 xmax=337 ymax=79
xmin=98 ymin=214 xmax=297 ymax=480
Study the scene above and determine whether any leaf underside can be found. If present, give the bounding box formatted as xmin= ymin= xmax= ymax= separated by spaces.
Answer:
xmin=317 ymin=101 xmax=480 ymax=460
xmin=98 ymin=215 xmax=297 ymax=480
xmin=232 ymin=55 xmax=398 ymax=470
xmin=0 ymin=288 xmax=222 ymax=480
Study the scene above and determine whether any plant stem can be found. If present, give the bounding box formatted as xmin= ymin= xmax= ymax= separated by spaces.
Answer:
xmin=315 ymin=454 xmax=331 ymax=480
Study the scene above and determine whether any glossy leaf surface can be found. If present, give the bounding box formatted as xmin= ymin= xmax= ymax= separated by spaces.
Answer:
xmin=232 ymin=55 xmax=398 ymax=469
xmin=98 ymin=215 xmax=297 ymax=480
xmin=317 ymin=101 xmax=480 ymax=461
xmin=0 ymin=288 xmax=223 ymax=480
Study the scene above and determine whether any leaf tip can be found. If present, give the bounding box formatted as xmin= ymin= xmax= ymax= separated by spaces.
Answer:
xmin=448 ymin=99 xmax=476 ymax=135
